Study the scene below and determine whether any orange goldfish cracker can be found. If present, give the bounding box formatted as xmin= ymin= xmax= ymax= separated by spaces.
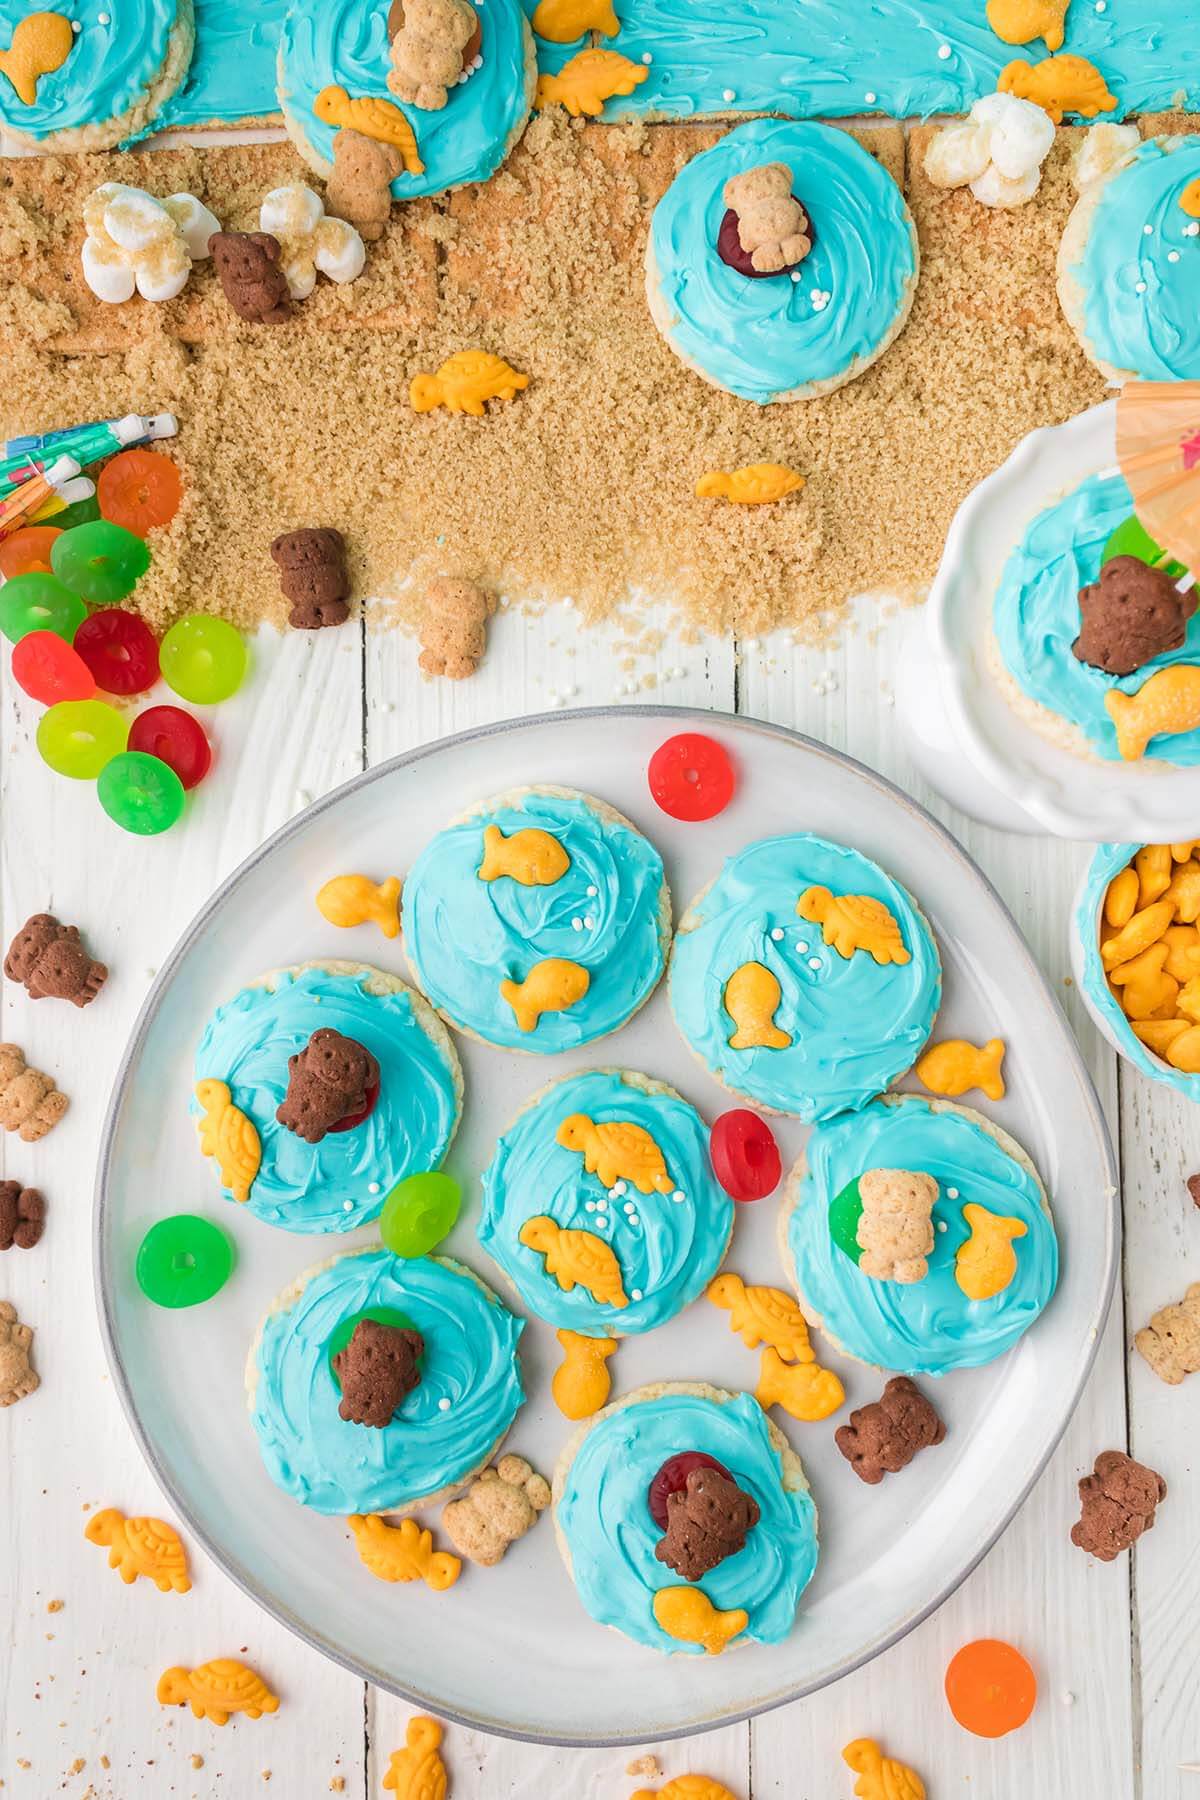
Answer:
xmin=1164 ymin=861 xmax=1200 ymax=924
xmin=1162 ymin=925 xmax=1200 ymax=984
xmin=1178 ymin=976 xmax=1200 ymax=1024
xmin=1108 ymin=943 xmax=1177 ymax=1020
xmin=1101 ymin=900 xmax=1173 ymax=970
xmin=1166 ymin=1025 xmax=1200 ymax=1074
xmin=1135 ymin=844 xmax=1173 ymax=908
xmin=552 ymin=1329 xmax=617 ymax=1419
xmin=756 ymin=1344 xmax=844 ymax=1422
xmin=1103 ymin=865 xmax=1139 ymax=929
xmin=1173 ymin=841 xmax=1200 ymax=862
xmin=1130 ymin=1019 xmax=1191 ymax=1057
xmin=652 ymin=1585 xmax=747 ymax=1654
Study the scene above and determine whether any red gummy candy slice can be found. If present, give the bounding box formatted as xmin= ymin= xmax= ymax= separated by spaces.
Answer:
xmin=647 ymin=1451 xmax=733 ymax=1529
xmin=74 ymin=607 xmax=160 ymax=696
xmin=710 ymin=1109 xmax=782 ymax=1202
xmin=128 ymin=705 xmax=212 ymax=790
xmin=327 ymin=1076 xmax=381 ymax=1135
xmin=647 ymin=732 xmax=735 ymax=822
xmin=11 ymin=629 xmax=96 ymax=704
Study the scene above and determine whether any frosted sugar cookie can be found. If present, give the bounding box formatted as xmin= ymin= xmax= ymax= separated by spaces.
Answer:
xmin=277 ymin=0 xmax=535 ymax=204
xmin=669 ymin=833 xmax=941 ymax=1121
xmin=1059 ymin=134 xmax=1200 ymax=384
xmin=646 ymin=118 xmax=918 ymax=404
xmin=781 ymin=1094 xmax=1058 ymax=1376
xmin=553 ymin=1381 xmax=818 ymax=1655
xmin=247 ymin=1248 xmax=525 ymax=1515
xmin=0 ymin=0 xmax=194 ymax=152
xmin=991 ymin=470 xmax=1200 ymax=766
xmin=403 ymin=787 xmax=670 ymax=1053
xmin=479 ymin=1067 xmax=734 ymax=1335
xmin=192 ymin=961 xmax=462 ymax=1234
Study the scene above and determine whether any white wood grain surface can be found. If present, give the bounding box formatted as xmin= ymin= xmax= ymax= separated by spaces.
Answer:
xmin=0 ymin=597 xmax=1193 ymax=1800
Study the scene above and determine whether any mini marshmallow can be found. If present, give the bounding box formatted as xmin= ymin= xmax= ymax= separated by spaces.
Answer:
xmin=924 ymin=92 xmax=1055 ymax=210
xmin=258 ymin=185 xmax=366 ymax=301
xmin=80 ymin=183 xmax=220 ymax=305
xmin=1073 ymin=120 xmax=1140 ymax=192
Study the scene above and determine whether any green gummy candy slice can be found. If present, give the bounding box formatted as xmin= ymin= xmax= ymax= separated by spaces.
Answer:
xmin=380 ymin=1171 xmax=461 ymax=1259
xmin=828 ymin=1177 xmax=864 ymax=1263
xmin=136 ymin=1213 xmax=234 ymax=1309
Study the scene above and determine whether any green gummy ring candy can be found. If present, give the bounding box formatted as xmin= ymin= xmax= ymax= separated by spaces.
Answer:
xmin=159 ymin=613 xmax=248 ymax=705
xmin=328 ymin=1306 xmax=420 ymax=1387
xmin=828 ymin=1177 xmax=865 ymax=1264
xmin=380 ymin=1170 xmax=462 ymax=1259
xmin=136 ymin=1213 xmax=234 ymax=1309
xmin=37 ymin=697 xmax=129 ymax=779
xmin=50 ymin=519 xmax=150 ymax=605
xmin=97 ymin=750 xmax=186 ymax=836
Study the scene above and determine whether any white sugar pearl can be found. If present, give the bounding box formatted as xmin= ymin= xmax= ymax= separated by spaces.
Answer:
xmin=1186 ymin=222 xmax=1200 ymax=237
xmin=1169 ymin=250 xmax=1181 ymax=262
xmin=865 ymin=91 xmax=877 ymax=104
xmin=947 ymin=1186 xmax=960 ymax=1199
xmin=343 ymin=1200 xmax=354 ymax=1212
xmin=1135 ymin=280 xmax=1148 ymax=293
xmin=937 ymin=43 xmax=951 ymax=59
xmin=631 ymin=1288 xmax=644 ymax=1301
xmin=624 ymin=1201 xmax=636 ymax=1216
xmin=586 ymin=885 xmax=598 ymax=898
xmin=629 ymin=1213 xmax=640 ymax=1227
xmin=937 ymin=1220 xmax=948 ymax=1233
xmin=808 ymin=956 xmax=821 ymax=971
xmin=613 ymin=1180 xmax=627 ymax=1196
xmin=790 ymin=269 xmax=802 ymax=282
xmin=571 ymin=916 xmax=583 ymax=931
xmin=1144 ymin=223 xmax=1154 ymax=235
xmin=1095 ymin=0 xmax=1106 ymax=10
xmin=641 ymin=50 xmax=652 ymax=63
xmin=796 ymin=941 xmax=808 ymax=953
xmin=368 ymin=1182 xmax=380 ymax=1195
xmin=672 ymin=1190 xmax=685 ymax=1204
xmin=584 ymin=915 xmax=595 ymax=929
xmin=438 ymin=1397 xmax=451 ymax=1412
xmin=585 ymin=1200 xmax=596 ymax=1212
xmin=98 ymin=9 xmax=111 ymax=20
xmin=771 ymin=927 xmax=784 ymax=942
xmin=722 ymin=88 xmax=736 ymax=102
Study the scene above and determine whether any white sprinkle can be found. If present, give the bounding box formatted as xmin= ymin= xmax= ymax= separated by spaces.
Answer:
xmin=808 ymin=956 xmax=821 ymax=971
xmin=722 ymin=88 xmax=736 ymax=102
xmin=771 ymin=927 xmax=784 ymax=942
xmin=368 ymin=1182 xmax=380 ymax=1195
xmin=937 ymin=1220 xmax=948 ymax=1233
xmin=98 ymin=9 xmax=111 ymax=20
xmin=584 ymin=914 xmax=596 ymax=930
xmin=585 ymin=1200 xmax=596 ymax=1212
xmin=672 ymin=1190 xmax=686 ymax=1204
xmin=631 ymin=1288 xmax=644 ymax=1301
xmin=295 ymin=788 xmax=313 ymax=808
xmin=796 ymin=941 xmax=808 ymax=953
xmin=1144 ymin=223 xmax=1154 ymax=236
xmin=1187 ymin=223 xmax=1200 ymax=237
xmin=624 ymin=1201 xmax=636 ymax=1216
xmin=947 ymin=1186 xmax=960 ymax=1199
xmin=586 ymin=884 xmax=598 ymax=898
xmin=629 ymin=1212 xmax=641 ymax=1227
xmin=864 ymin=91 xmax=877 ymax=104
xmin=790 ymin=269 xmax=802 ymax=283
xmin=438 ymin=1397 xmax=451 ymax=1412
xmin=1095 ymin=0 xmax=1106 ymax=10
xmin=613 ymin=1180 xmax=627 ymax=1196
xmin=1062 ymin=1690 xmax=1076 ymax=1705
xmin=595 ymin=1202 xmax=608 ymax=1217
xmin=571 ymin=916 xmax=584 ymax=931
xmin=1135 ymin=280 xmax=1148 ymax=293
xmin=1169 ymin=250 xmax=1181 ymax=263
xmin=71 ymin=16 xmax=81 ymax=28
xmin=937 ymin=42 xmax=951 ymax=58
xmin=343 ymin=1200 xmax=354 ymax=1213
xmin=641 ymin=50 xmax=652 ymax=63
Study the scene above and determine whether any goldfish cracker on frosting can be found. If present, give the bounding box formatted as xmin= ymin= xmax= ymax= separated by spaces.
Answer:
xmin=258 ymin=186 xmax=365 ymax=300
xmin=81 ymin=184 xmax=220 ymax=305
xmin=923 ymin=92 xmax=1055 ymax=210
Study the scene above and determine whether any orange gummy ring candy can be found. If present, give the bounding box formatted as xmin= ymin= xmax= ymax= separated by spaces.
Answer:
xmin=0 ymin=523 xmax=61 ymax=579
xmin=98 ymin=448 xmax=183 ymax=537
xmin=945 ymin=1638 xmax=1037 ymax=1738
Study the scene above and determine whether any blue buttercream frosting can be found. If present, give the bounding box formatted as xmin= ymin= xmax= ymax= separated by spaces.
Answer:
xmin=278 ymin=0 xmax=531 ymax=202
xmin=786 ymin=1096 xmax=1058 ymax=1375
xmin=193 ymin=966 xmax=460 ymax=1235
xmin=556 ymin=1387 xmax=818 ymax=1654
xmin=0 ymin=0 xmax=180 ymax=138
xmin=993 ymin=470 xmax=1200 ymax=766
xmin=479 ymin=1068 xmax=733 ymax=1334
xmin=670 ymin=833 xmax=941 ymax=1121
xmin=1077 ymin=842 xmax=1200 ymax=1101
xmin=404 ymin=791 xmax=668 ymax=1053
xmin=648 ymin=120 xmax=916 ymax=404
xmin=249 ymin=1250 xmax=525 ymax=1515
xmin=1072 ymin=137 xmax=1200 ymax=382
xmin=153 ymin=0 xmax=288 ymax=130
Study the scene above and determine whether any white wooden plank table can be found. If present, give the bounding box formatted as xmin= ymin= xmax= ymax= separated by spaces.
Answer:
xmin=1 ymin=597 xmax=1193 ymax=1800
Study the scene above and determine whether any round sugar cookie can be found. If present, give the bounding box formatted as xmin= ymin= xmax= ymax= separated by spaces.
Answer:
xmin=991 ymin=468 xmax=1200 ymax=767
xmin=192 ymin=960 xmax=462 ymax=1234
xmin=669 ymin=832 xmax=941 ymax=1121
xmin=645 ymin=117 xmax=918 ymax=404
xmin=779 ymin=1094 xmax=1058 ymax=1376
xmin=1058 ymin=134 xmax=1200 ymax=384
xmin=0 ymin=0 xmax=195 ymax=152
xmin=552 ymin=1381 xmax=818 ymax=1656
xmin=479 ymin=1067 xmax=735 ymax=1335
xmin=402 ymin=786 xmax=671 ymax=1054
xmin=277 ymin=0 xmax=535 ymax=203
xmin=246 ymin=1247 xmax=525 ymax=1515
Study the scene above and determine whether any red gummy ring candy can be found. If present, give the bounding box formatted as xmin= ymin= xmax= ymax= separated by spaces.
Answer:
xmin=647 ymin=1451 xmax=734 ymax=1529
xmin=709 ymin=1109 xmax=782 ymax=1202
xmin=10 ymin=629 xmax=96 ymax=704
xmin=74 ymin=607 xmax=160 ymax=695
xmin=128 ymin=705 xmax=212 ymax=791
xmin=647 ymin=732 xmax=735 ymax=822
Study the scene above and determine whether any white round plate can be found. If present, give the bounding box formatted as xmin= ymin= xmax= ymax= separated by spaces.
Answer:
xmin=95 ymin=707 xmax=1117 ymax=1746
xmin=915 ymin=398 xmax=1200 ymax=842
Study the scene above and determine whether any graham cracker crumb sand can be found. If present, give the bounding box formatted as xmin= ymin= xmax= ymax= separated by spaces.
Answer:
xmin=0 ymin=115 xmax=1113 ymax=640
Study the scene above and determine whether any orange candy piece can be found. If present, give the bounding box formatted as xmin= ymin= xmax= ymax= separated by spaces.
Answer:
xmin=97 ymin=448 xmax=182 ymax=537
xmin=0 ymin=523 xmax=61 ymax=579
xmin=945 ymin=1638 xmax=1037 ymax=1738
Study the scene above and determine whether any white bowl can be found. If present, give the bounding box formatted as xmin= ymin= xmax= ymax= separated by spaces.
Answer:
xmin=897 ymin=399 xmax=1200 ymax=842
xmin=1071 ymin=842 xmax=1200 ymax=1102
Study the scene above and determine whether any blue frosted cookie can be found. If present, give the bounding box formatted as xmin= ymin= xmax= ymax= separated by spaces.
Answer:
xmin=403 ymin=787 xmax=671 ymax=1054
xmin=278 ymin=0 xmax=535 ymax=202
xmin=479 ymin=1067 xmax=734 ymax=1335
xmin=670 ymin=833 xmax=941 ymax=1121
xmin=247 ymin=1249 xmax=525 ymax=1515
xmin=192 ymin=961 xmax=462 ymax=1235
xmin=781 ymin=1095 xmax=1058 ymax=1375
xmin=0 ymin=0 xmax=194 ymax=150
xmin=646 ymin=118 xmax=918 ymax=403
xmin=553 ymin=1382 xmax=818 ymax=1655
